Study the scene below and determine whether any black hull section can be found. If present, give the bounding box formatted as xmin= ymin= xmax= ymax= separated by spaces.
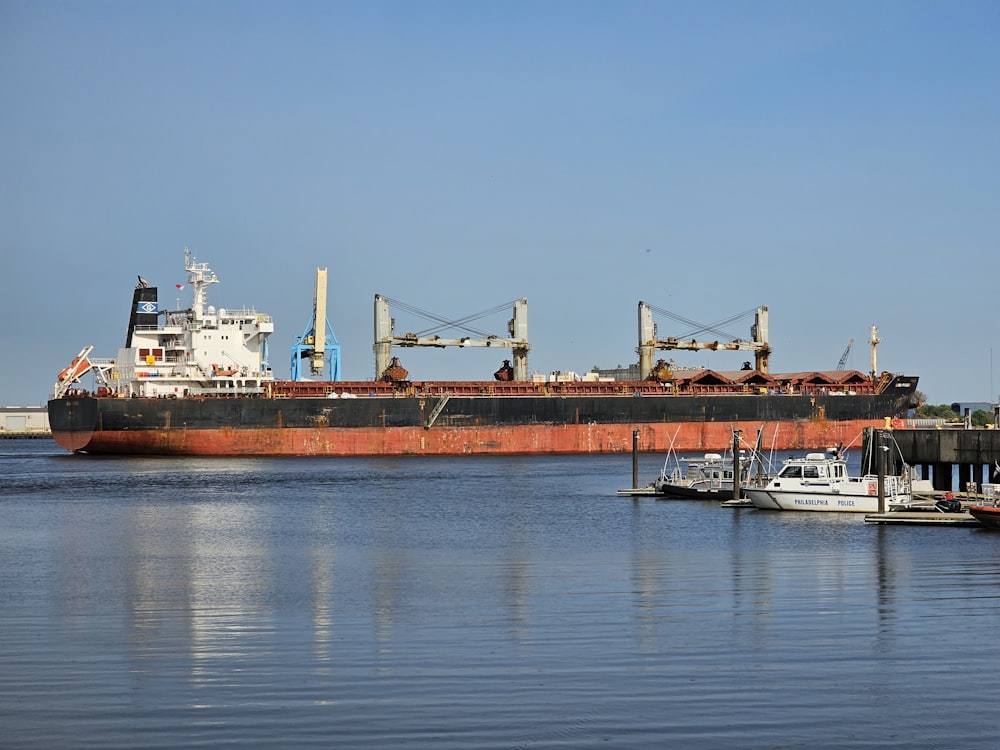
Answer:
xmin=654 ymin=486 xmax=736 ymax=501
xmin=49 ymin=389 xmax=914 ymax=434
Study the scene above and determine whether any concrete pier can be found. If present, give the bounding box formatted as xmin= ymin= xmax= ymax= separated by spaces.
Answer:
xmin=873 ymin=427 xmax=1000 ymax=493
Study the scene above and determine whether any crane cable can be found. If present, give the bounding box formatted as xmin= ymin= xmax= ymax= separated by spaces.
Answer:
xmin=379 ymin=296 xmax=521 ymax=339
xmin=645 ymin=303 xmax=763 ymax=341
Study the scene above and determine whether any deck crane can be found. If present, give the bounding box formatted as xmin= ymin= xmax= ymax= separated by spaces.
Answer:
xmin=373 ymin=296 xmax=530 ymax=381
xmin=836 ymin=339 xmax=854 ymax=371
xmin=291 ymin=268 xmax=341 ymax=381
xmin=637 ymin=302 xmax=771 ymax=378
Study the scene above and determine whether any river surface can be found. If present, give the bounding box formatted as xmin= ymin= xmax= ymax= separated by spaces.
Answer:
xmin=1 ymin=440 xmax=998 ymax=749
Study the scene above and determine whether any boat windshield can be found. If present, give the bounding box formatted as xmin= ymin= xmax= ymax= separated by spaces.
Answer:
xmin=779 ymin=465 xmax=803 ymax=478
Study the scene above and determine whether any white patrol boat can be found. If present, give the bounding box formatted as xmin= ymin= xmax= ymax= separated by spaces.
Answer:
xmin=743 ymin=449 xmax=912 ymax=513
xmin=53 ymin=249 xmax=275 ymax=400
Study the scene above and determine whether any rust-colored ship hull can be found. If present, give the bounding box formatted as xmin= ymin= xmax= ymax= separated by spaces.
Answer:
xmin=48 ymin=378 xmax=916 ymax=456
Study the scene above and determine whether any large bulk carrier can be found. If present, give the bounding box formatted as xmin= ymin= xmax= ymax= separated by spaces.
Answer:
xmin=47 ymin=252 xmax=919 ymax=456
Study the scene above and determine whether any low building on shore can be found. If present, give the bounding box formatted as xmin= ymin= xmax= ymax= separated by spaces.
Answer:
xmin=0 ymin=406 xmax=51 ymax=437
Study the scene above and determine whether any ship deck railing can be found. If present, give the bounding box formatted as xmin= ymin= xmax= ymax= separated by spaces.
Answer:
xmin=267 ymin=380 xmax=883 ymax=399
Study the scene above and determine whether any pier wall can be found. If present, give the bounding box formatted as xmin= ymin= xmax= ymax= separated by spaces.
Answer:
xmin=882 ymin=427 xmax=1000 ymax=492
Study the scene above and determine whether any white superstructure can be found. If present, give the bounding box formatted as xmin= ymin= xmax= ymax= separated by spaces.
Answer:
xmin=55 ymin=250 xmax=274 ymax=398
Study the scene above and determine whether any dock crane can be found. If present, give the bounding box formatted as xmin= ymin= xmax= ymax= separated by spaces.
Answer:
xmin=291 ymin=268 xmax=341 ymax=381
xmin=637 ymin=302 xmax=771 ymax=378
xmin=836 ymin=339 xmax=854 ymax=371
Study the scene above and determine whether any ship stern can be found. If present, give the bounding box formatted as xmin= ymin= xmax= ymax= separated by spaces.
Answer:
xmin=47 ymin=396 xmax=99 ymax=452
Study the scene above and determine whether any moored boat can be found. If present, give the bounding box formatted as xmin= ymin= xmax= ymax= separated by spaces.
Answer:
xmin=47 ymin=251 xmax=920 ymax=457
xmin=744 ymin=446 xmax=913 ymax=513
xmin=968 ymin=505 xmax=1000 ymax=529
xmin=651 ymin=428 xmax=771 ymax=500
xmin=654 ymin=453 xmax=740 ymax=499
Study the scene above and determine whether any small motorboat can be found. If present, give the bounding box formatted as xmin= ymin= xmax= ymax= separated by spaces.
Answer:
xmin=651 ymin=428 xmax=771 ymax=501
xmin=654 ymin=453 xmax=740 ymax=500
xmin=968 ymin=504 xmax=1000 ymax=529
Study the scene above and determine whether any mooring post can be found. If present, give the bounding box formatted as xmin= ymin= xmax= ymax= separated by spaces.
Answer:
xmin=877 ymin=429 xmax=887 ymax=514
xmin=732 ymin=429 xmax=742 ymax=503
xmin=632 ymin=429 xmax=640 ymax=489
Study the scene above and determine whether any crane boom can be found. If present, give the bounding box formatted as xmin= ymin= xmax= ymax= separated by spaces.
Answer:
xmin=836 ymin=339 xmax=853 ymax=371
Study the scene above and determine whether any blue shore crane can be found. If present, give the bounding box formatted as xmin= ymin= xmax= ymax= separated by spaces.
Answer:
xmin=291 ymin=267 xmax=341 ymax=381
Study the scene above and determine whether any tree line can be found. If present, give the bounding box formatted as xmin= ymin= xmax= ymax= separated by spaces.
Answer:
xmin=913 ymin=391 xmax=994 ymax=426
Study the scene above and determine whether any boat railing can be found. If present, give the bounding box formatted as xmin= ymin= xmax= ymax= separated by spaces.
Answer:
xmin=981 ymin=483 xmax=1000 ymax=507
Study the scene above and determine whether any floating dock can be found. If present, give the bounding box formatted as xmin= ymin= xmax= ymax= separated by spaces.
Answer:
xmin=864 ymin=510 xmax=981 ymax=526
xmin=720 ymin=497 xmax=755 ymax=507
xmin=865 ymin=491 xmax=993 ymax=526
xmin=616 ymin=486 xmax=660 ymax=497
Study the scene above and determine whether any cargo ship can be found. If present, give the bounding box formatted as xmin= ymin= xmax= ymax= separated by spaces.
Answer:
xmin=47 ymin=251 xmax=919 ymax=456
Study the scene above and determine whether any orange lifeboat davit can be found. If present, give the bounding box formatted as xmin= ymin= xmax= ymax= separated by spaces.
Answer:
xmin=212 ymin=363 xmax=239 ymax=377
xmin=54 ymin=346 xmax=95 ymax=396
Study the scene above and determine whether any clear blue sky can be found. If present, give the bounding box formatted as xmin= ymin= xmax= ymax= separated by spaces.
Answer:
xmin=2 ymin=0 xmax=998 ymax=406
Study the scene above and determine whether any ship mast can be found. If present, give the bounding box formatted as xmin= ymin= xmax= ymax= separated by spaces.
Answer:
xmin=869 ymin=324 xmax=881 ymax=379
xmin=185 ymin=247 xmax=219 ymax=319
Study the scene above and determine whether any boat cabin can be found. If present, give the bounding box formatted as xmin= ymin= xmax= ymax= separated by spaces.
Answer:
xmin=776 ymin=454 xmax=848 ymax=481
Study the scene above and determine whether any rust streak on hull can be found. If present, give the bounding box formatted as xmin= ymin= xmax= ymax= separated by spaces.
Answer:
xmin=70 ymin=419 xmax=885 ymax=456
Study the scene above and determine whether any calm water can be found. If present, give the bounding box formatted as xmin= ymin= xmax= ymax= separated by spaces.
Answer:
xmin=1 ymin=440 xmax=998 ymax=749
